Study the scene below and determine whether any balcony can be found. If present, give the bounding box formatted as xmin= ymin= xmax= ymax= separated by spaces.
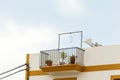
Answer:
xmin=39 ymin=47 xmax=85 ymax=74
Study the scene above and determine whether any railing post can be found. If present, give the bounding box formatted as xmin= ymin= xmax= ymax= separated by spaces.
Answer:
xmin=81 ymin=31 xmax=83 ymax=48
xmin=25 ymin=54 xmax=29 ymax=80
xmin=58 ymin=34 xmax=60 ymax=49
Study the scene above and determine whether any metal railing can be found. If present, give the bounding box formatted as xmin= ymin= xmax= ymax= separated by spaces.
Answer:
xmin=0 ymin=63 xmax=27 ymax=80
xmin=40 ymin=47 xmax=85 ymax=68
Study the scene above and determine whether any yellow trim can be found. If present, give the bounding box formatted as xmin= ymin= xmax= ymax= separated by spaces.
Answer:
xmin=25 ymin=54 xmax=29 ymax=80
xmin=54 ymin=77 xmax=77 ymax=80
xmin=29 ymin=70 xmax=47 ymax=76
xmin=41 ymin=64 xmax=84 ymax=72
xmin=29 ymin=63 xmax=120 ymax=76
xmin=111 ymin=75 xmax=120 ymax=80
xmin=83 ymin=64 xmax=120 ymax=72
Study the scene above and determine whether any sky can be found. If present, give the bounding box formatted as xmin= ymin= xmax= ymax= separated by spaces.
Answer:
xmin=0 ymin=0 xmax=120 ymax=80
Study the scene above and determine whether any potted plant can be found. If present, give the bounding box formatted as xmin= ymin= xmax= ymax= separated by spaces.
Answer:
xmin=60 ymin=51 xmax=67 ymax=65
xmin=45 ymin=59 xmax=52 ymax=66
xmin=70 ymin=55 xmax=77 ymax=64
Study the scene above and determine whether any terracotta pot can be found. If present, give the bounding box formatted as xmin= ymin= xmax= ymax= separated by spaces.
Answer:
xmin=47 ymin=62 xmax=52 ymax=66
xmin=70 ymin=58 xmax=75 ymax=64
xmin=60 ymin=62 xmax=65 ymax=65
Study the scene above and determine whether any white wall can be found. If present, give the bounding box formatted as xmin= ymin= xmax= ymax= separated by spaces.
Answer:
xmin=84 ymin=45 xmax=120 ymax=66
xmin=29 ymin=70 xmax=120 ymax=80
xmin=76 ymin=49 xmax=84 ymax=65
xmin=29 ymin=53 xmax=40 ymax=70
xmin=29 ymin=71 xmax=78 ymax=80
xmin=30 ymin=75 xmax=53 ymax=80
xmin=78 ymin=70 xmax=120 ymax=80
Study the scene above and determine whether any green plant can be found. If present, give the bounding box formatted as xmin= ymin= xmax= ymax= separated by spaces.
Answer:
xmin=59 ymin=51 xmax=67 ymax=65
xmin=61 ymin=51 xmax=67 ymax=61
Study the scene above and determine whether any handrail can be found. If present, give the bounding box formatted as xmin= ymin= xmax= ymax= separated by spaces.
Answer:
xmin=40 ymin=47 xmax=84 ymax=52
xmin=40 ymin=47 xmax=85 ymax=67
xmin=0 ymin=69 xmax=26 ymax=80
xmin=0 ymin=63 xmax=26 ymax=75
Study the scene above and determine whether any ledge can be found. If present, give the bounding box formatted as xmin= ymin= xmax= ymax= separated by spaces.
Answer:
xmin=29 ymin=63 xmax=120 ymax=76
xmin=41 ymin=64 xmax=84 ymax=73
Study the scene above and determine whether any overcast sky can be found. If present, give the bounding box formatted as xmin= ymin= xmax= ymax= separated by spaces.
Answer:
xmin=0 ymin=0 xmax=120 ymax=80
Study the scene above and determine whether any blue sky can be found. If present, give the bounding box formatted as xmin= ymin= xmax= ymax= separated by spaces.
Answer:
xmin=0 ymin=0 xmax=120 ymax=80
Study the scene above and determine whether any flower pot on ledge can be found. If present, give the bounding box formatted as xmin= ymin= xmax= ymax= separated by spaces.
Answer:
xmin=45 ymin=59 xmax=52 ymax=66
xmin=70 ymin=55 xmax=77 ymax=64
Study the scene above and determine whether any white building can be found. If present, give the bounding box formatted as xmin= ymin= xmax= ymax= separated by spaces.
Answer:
xmin=25 ymin=45 xmax=120 ymax=80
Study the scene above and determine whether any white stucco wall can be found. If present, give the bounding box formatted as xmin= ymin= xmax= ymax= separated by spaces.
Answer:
xmin=29 ymin=70 xmax=120 ymax=80
xmin=30 ymin=75 xmax=52 ymax=80
xmin=29 ymin=71 xmax=78 ymax=80
xmin=29 ymin=53 xmax=40 ymax=70
xmin=84 ymin=45 xmax=120 ymax=66
xmin=78 ymin=70 xmax=120 ymax=80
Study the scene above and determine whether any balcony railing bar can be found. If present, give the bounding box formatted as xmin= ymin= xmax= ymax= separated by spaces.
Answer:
xmin=41 ymin=47 xmax=84 ymax=52
xmin=40 ymin=47 xmax=85 ymax=67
